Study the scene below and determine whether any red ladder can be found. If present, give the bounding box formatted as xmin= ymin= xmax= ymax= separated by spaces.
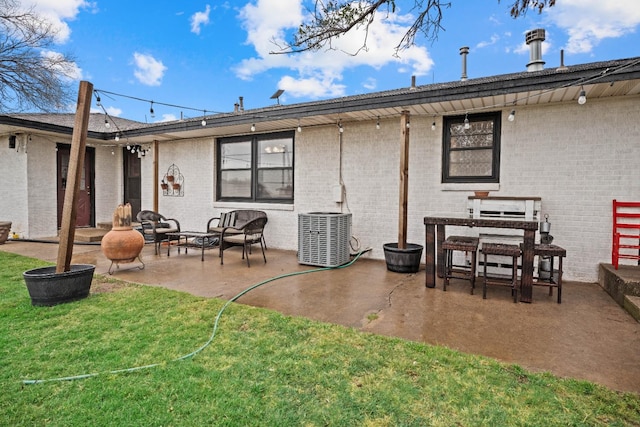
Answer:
xmin=612 ymin=200 xmax=640 ymax=269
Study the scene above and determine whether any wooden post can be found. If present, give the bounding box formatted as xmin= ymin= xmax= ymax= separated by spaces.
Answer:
xmin=153 ymin=140 xmax=159 ymax=212
xmin=56 ymin=81 xmax=93 ymax=273
xmin=398 ymin=110 xmax=410 ymax=250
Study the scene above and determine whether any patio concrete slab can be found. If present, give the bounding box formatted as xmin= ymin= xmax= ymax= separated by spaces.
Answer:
xmin=2 ymin=239 xmax=639 ymax=395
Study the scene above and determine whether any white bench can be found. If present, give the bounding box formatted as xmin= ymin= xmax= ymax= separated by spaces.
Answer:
xmin=468 ymin=197 xmax=542 ymax=278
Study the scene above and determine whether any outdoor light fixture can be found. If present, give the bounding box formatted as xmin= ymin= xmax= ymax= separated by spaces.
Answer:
xmin=115 ymin=133 xmax=120 ymax=141
xmin=578 ymin=87 xmax=587 ymax=105
xmin=431 ymin=121 xmax=436 ymax=131
xmin=508 ymin=110 xmax=516 ymax=122
xmin=297 ymin=120 xmax=302 ymax=133
xmin=251 ymin=123 xmax=256 ymax=132
xmin=376 ymin=116 xmax=380 ymax=130
xmin=464 ymin=113 xmax=470 ymax=130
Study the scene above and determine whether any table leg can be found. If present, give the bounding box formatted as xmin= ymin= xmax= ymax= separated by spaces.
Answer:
xmin=520 ymin=229 xmax=535 ymax=303
xmin=425 ymin=224 xmax=435 ymax=288
xmin=201 ymin=238 xmax=206 ymax=262
xmin=436 ymin=225 xmax=445 ymax=278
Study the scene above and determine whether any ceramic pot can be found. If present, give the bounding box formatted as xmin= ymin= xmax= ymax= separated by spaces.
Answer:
xmin=101 ymin=226 xmax=145 ymax=263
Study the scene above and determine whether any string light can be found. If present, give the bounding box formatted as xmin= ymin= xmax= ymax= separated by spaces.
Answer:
xmin=297 ymin=120 xmax=302 ymax=133
xmin=578 ymin=87 xmax=587 ymax=105
xmin=251 ymin=123 xmax=256 ymax=132
xmin=150 ymin=101 xmax=155 ymax=118
xmin=338 ymin=121 xmax=343 ymax=133
xmin=115 ymin=133 xmax=120 ymax=141
xmin=431 ymin=121 xmax=436 ymax=131
xmin=464 ymin=113 xmax=470 ymax=129
xmin=104 ymin=115 xmax=110 ymax=129
xmin=508 ymin=110 xmax=516 ymax=122
xmin=376 ymin=116 xmax=380 ymax=130
xmin=201 ymin=111 xmax=207 ymax=127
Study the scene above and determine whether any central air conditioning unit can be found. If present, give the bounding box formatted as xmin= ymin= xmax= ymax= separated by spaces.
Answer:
xmin=298 ymin=212 xmax=352 ymax=267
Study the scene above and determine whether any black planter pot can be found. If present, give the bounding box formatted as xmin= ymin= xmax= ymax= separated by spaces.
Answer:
xmin=23 ymin=264 xmax=95 ymax=306
xmin=383 ymin=243 xmax=424 ymax=273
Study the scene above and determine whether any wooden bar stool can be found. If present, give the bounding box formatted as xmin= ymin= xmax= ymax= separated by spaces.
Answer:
xmin=481 ymin=243 xmax=521 ymax=303
xmin=442 ymin=236 xmax=479 ymax=293
xmin=533 ymin=244 xmax=566 ymax=303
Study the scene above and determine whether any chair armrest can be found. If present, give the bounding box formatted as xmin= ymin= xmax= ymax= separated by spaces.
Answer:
xmin=206 ymin=216 xmax=221 ymax=231
xmin=164 ymin=218 xmax=181 ymax=231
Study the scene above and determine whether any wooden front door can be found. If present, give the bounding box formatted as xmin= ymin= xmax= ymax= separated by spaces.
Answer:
xmin=123 ymin=148 xmax=142 ymax=219
xmin=56 ymin=144 xmax=95 ymax=228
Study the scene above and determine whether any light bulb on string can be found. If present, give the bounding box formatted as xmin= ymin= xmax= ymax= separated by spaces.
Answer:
xmin=150 ymin=101 xmax=155 ymax=118
xmin=463 ymin=113 xmax=470 ymax=130
xmin=508 ymin=110 xmax=516 ymax=122
xmin=115 ymin=133 xmax=120 ymax=141
xmin=578 ymin=87 xmax=587 ymax=105
xmin=431 ymin=122 xmax=436 ymax=131
xmin=201 ymin=110 xmax=207 ymax=126
xmin=251 ymin=123 xmax=256 ymax=132
xmin=376 ymin=116 xmax=380 ymax=130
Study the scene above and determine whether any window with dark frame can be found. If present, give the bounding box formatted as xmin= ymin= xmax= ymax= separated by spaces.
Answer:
xmin=217 ymin=131 xmax=294 ymax=203
xmin=442 ymin=112 xmax=501 ymax=183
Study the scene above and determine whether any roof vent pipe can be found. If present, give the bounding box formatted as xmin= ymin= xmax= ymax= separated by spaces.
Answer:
xmin=410 ymin=75 xmax=416 ymax=89
xmin=239 ymin=96 xmax=244 ymax=111
xmin=556 ymin=49 xmax=568 ymax=72
xmin=525 ymin=29 xmax=545 ymax=72
xmin=459 ymin=46 xmax=469 ymax=81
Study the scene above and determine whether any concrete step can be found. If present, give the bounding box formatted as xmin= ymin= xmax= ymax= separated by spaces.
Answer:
xmin=97 ymin=222 xmax=112 ymax=231
xmin=74 ymin=228 xmax=108 ymax=243
xmin=624 ymin=295 xmax=640 ymax=322
xmin=599 ymin=263 xmax=640 ymax=323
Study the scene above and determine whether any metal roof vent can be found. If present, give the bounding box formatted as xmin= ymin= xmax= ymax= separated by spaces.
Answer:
xmin=525 ymin=29 xmax=545 ymax=72
xmin=460 ymin=46 xmax=469 ymax=81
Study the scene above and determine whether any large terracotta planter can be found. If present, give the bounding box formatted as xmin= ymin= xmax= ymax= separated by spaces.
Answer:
xmin=24 ymin=264 xmax=95 ymax=306
xmin=101 ymin=226 xmax=145 ymax=274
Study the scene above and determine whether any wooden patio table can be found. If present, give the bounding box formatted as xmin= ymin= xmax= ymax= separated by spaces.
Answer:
xmin=424 ymin=215 xmax=539 ymax=303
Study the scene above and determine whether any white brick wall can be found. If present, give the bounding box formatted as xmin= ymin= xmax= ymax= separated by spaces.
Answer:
xmin=7 ymin=94 xmax=640 ymax=282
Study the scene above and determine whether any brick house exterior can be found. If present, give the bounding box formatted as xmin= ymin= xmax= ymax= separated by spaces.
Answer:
xmin=1 ymin=56 xmax=639 ymax=282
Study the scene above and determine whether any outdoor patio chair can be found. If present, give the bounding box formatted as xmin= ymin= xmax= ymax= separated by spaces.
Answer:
xmin=442 ymin=236 xmax=479 ymax=294
xmin=219 ymin=216 xmax=268 ymax=267
xmin=481 ymin=243 xmax=521 ymax=303
xmin=136 ymin=210 xmax=181 ymax=255
xmin=207 ymin=209 xmax=268 ymax=249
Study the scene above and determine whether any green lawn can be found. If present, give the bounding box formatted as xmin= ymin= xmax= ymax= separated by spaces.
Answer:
xmin=1 ymin=251 xmax=639 ymax=426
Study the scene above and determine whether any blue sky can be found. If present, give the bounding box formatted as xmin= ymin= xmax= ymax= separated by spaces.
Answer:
xmin=18 ymin=0 xmax=640 ymax=123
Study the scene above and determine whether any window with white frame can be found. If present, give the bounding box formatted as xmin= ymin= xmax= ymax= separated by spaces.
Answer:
xmin=217 ymin=131 xmax=294 ymax=203
xmin=442 ymin=112 xmax=501 ymax=183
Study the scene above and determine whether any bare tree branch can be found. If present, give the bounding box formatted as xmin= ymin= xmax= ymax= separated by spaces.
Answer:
xmin=0 ymin=0 xmax=75 ymax=112
xmin=272 ymin=0 xmax=555 ymax=55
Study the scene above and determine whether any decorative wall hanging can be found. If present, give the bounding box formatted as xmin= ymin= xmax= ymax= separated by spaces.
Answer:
xmin=161 ymin=163 xmax=184 ymax=197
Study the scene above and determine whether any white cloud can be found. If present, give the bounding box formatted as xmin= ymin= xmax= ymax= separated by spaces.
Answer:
xmin=234 ymin=0 xmax=434 ymax=99
xmin=19 ymin=0 xmax=92 ymax=44
xmin=190 ymin=5 xmax=211 ymax=35
xmin=132 ymin=52 xmax=167 ymax=86
xmin=546 ymin=0 xmax=640 ymax=54
xmin=477 ymin=34 xmax=500 ymax=49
